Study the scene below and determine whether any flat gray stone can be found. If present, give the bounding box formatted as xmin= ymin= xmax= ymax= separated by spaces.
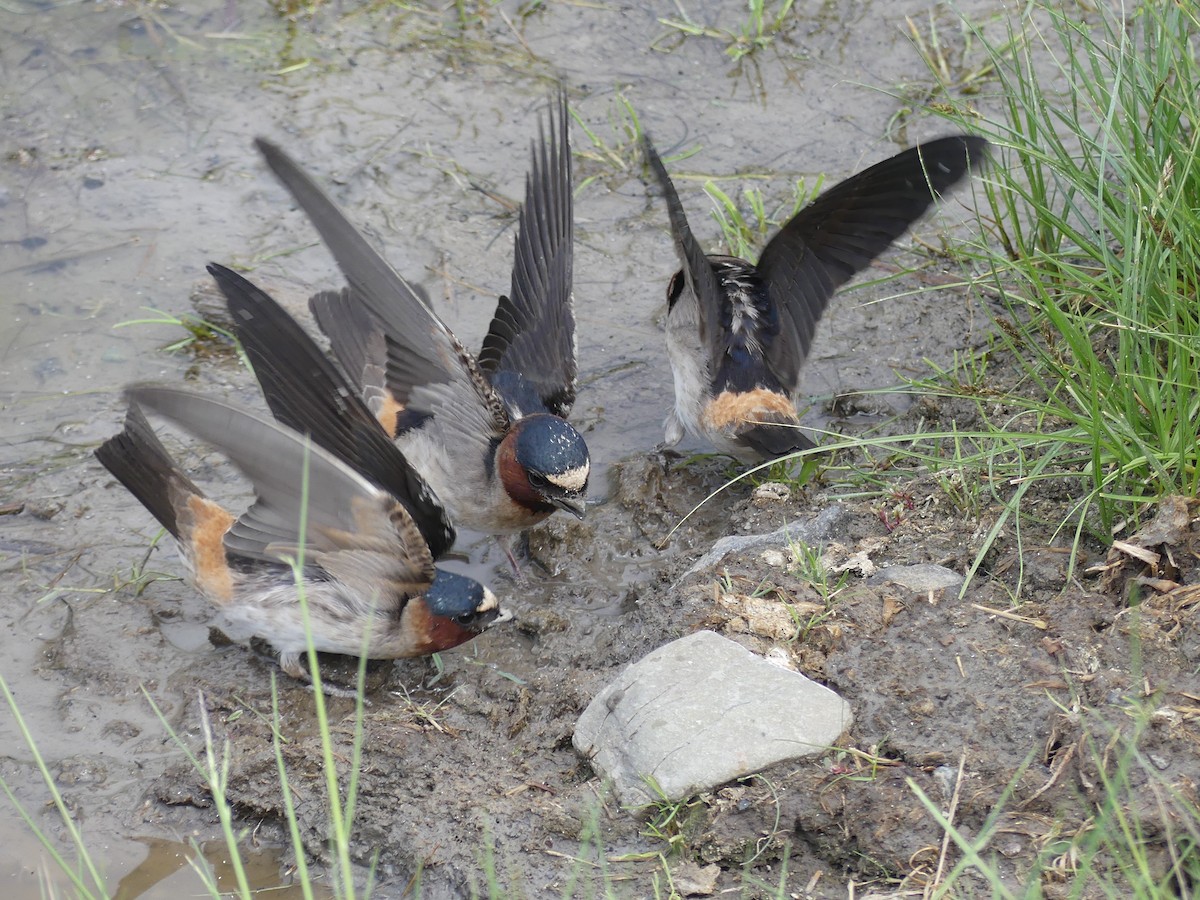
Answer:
xmin=680 ymin=505 xmax=848 ymax=580
xmin=868 ymin=563 xmax=964 ymax=595
xmin=573 ymin=631 xmax=852 ymax=807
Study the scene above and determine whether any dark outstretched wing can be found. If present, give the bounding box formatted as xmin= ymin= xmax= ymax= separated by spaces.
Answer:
xmin=756 ymin=134 xmax=989 ymax=390
xmin=207 ymin=263 xmax=455 ymax=559
xmin=308 ymin=288 xmax=430 ymax=438
xmin=255 ymin=139 xmax=510 ymax=453
xmin=477 ymin=90 xmax=577 ymax=418
xmin=740 ymin=419 xmax=818 ymax=458
xmin=127 ymin=384 xmax=435 ymax=595
xmin=641 ymin=134 xmax=731 ymax=365
xmin=95 ymin=402 xmax=202 ymax=541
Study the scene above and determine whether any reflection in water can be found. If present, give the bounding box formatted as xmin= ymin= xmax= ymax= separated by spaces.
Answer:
xmin=113 ymin=837 xmax=330 ymax=900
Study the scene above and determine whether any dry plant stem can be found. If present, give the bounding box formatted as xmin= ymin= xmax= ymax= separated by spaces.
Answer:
xmin=970 ymin=603 xmax=1048 ymax=630
xmin=929 ymin=751 xmax=967 ymax=896
xmin=1019 ymin=741 xmax=1077 ymax=811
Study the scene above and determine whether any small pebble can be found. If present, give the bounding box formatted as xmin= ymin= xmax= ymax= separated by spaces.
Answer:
xmin=760 ymin=549 xmax=787 ymax=567
xmin=752 ymin=482 xmax=791 ymax=504
xmin=932 ymin=764 xmax=958 ymax=800
xmin=763 ymin=647 xmax=796 ymax=671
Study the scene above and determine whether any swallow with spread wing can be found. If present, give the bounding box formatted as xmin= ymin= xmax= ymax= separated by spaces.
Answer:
xmin=256 ymin=92 xmax=588 ymax=538
xmin=642 ymin=133 xmax=989 ymax=462
xmin=95 ymin=384 xmax=505 ymax=682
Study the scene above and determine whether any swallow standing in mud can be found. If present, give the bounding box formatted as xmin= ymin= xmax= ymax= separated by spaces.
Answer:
xmin=254 ymin=92 xmax=589 ymax=540
xmin=95 ymin=385 xmax=505 ymax=682
xmin=641 ymin=133 xmax=989 ymax=462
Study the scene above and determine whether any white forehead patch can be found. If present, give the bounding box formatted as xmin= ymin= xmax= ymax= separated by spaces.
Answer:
xmin=548 ymin=463 xmax=589 ymax=494
xmin=479 ymin=587 xmax=502 ymax=613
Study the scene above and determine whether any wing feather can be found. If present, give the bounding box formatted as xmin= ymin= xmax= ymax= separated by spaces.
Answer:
xmin=127 ymin=385 xmax=434 ymax=595
xmin=478 ymin=90 xmax=578 ymax=417
xmin=756 ymin=135 xmax=989 ymax=389
xmin=208 ymin=263 xmax=456 ymax=559
xmin=256 ymin=139 xmax=508 ymax=461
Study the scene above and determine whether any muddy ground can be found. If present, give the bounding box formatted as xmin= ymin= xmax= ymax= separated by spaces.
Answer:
xmin=16 ymin=366 xmax=1200 ymax=897
xmin=112 ymin=419 xmax=1200 ymax=899
xmin=4 ymin=0 xmax=1198 ymax=897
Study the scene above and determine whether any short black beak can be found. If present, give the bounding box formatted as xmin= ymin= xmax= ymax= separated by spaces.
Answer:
xmin=551 ymin=495 xmax=586 ymax=520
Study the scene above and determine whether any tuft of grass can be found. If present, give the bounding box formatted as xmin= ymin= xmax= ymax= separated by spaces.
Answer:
xmin=920 ymin=0 xmax=1200 ymax=548
xmin=926 ymin=425 xmax=986 ymax=520
xmin=572 ymin=89 xmax=651 ymax=191
xmin=787 ymin=536 xmax=848 ymax=606
xmin=703 ymin=173 xmax=823 ymax=260
xmin=634 ymin=777 xmax=704 ymax=857
xmin=657 ymin=0 xmax=797 ymax=61
xmin=899 ymin=5 xmax=1024 ymax=104
xmin=115 ymin=306 xmax=245 ymax=362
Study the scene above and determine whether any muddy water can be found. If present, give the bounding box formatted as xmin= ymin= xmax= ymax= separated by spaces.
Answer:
xmin=2 ymin=0 xmax=996 ymax=895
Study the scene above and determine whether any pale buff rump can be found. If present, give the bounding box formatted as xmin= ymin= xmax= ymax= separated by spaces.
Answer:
xmin=374 ymin=392 xmax=406 ymax=440
xmin=185 ymin=495 xmax=236 ymax=604
xmin=701 ymin=389 xmax=797 ymax=431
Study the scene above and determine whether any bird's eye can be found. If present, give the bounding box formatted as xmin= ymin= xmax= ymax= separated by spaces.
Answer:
xmin=527 ymin=471 xmax=550 ymax=491
xmin=455 ymin=611 xmax=485 ymax=630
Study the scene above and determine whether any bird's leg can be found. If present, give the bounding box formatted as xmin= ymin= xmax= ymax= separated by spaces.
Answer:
xmin=498 ymin=531 xmax=551 ymax=579
xmin=268 ymin=642 xmax=382 ymax=699
xmin=500 ymin=533 xmax=526 ymax=579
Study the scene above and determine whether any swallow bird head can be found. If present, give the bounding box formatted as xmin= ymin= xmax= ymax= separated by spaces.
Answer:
xmin=498 ymin=414 xmax=590 ymax=520
xmin=419 ymin=568 xmax=505 ymax=652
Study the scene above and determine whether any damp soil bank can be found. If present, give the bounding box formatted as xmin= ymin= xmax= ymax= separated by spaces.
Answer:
xmin=121 ymin=440 xmax=1198 ymax=897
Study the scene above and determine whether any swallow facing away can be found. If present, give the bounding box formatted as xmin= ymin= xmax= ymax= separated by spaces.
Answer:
xmin=254 ymin=92 xmax=589 ymax=539
xmin=95 ymin=384 xmax=504 ymax=682
xmin=642 ymin=133 xmax=989 ymax=462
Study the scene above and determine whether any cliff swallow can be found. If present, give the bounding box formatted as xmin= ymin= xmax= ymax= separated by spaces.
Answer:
xmin=95 ymin=385 xmax=504 ymax=682
xmin=642 ymin=133 xmax=989 ymax=462
xmin=254 ymin=92 xmax=589 ymax=538
xmin=205 ymin=262 xmax=455 ymax=557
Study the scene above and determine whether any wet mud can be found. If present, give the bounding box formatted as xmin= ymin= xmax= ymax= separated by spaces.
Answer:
xmin=5 ymin=1 xmax=1194 ymax=897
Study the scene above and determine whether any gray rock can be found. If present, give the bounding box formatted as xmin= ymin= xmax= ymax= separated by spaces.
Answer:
xmin=869 ymin=563 xmax=964 ymax=596
xmin=932 ymin=764 xmax=959 ymax=800
xmin=680 ymin=504 xmax=848 ymax=580
xmin=573 ymin=631 xmax=852 ymax=806
xmin=673 ymin=860 xmax=720 ymax=896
